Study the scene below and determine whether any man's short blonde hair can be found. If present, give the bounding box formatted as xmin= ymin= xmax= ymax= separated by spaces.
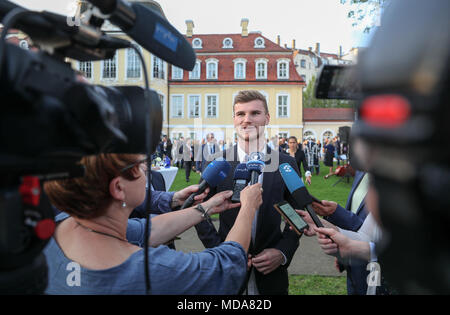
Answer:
xmin=233 ymin=90 xmax=269 ymax=115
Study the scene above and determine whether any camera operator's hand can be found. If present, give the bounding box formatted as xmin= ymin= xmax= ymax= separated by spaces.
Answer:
xmin=171 ymin=185 xmax=210 ymax=208
xmin=311 ymin=200 xmax=337 ymax=216
xmin=201 ymin=190 xmax=240 ymax=215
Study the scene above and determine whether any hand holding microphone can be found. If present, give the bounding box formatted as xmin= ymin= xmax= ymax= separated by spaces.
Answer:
xmin=180 ymin=159 xmax=231 ymax=209
xmin=231 ymin=163 xmax=250 ymax=203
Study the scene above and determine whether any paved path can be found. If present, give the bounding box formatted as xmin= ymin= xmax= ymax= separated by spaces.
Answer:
xmin=175 ymin=220 xmax=345 ymax=277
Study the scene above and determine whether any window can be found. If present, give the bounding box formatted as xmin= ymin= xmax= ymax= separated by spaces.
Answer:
xmin=255 ymin=59 xmax=268 ymax=79
xmin=279 ymin=132 xmax=289 ymax=139
xmin=172 ymin=132 xmax=184 ymax=140
xmin=277 ymin=94 xmax=289 ymax=118
xmin=206 ymin=59 xmax=218 ymax=79
xmin=192 ymin=38 xmax=202 ymax=49
xmin=188 ymin=95 xmax=200 ymax=118
xmin=301 ymin=75 xmax=306 ymax=82
xmin=277 ymin=59 xmax=289 ymax=79
xmin=322 ymin=130 xmax=334 ymax=144
xmin=222 ymin=37 xmax=233 ymax=48
xmin=153 ymin=56 xmax=165 ymax=79
xmin=158 ymin=93 xmax=165 ymax=121
xmin=189 ymin=61 xmax=201 ymax=80
xmin=171 ymin=95 xmax=184 ymax=118
xmin=300 ymin=59 xmax=306 ymax=68
xmin=254 ymin=36 xmax=265 ymax=48
xmin=102 ymin=53 xmax=117 ymax=79
xmin=126 ymin=47 xmax=141 ymax=79
xmin=233 ymin=58 xmax=246 ymax=80
xmin=171 ymin=65 xmax=183 ymax=80
xmin=206 ymin=94 xmax=218 ymax=118
xmin=303 ymin=130 xmax=315 ymax=140
xmin=79 ymin=61 xmax=93 ymax=79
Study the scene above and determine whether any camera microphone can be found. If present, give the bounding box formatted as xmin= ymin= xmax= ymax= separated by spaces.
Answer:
xmin=87 ymin=0 xmax=196 ymax=71
xmin=180 ymin=159 xmax=231 ymax=209
xmin=231 ymin=163 xmax=250 ymax=203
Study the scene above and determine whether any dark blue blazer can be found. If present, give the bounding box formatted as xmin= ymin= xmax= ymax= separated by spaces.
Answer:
xmin=324 ymin=170 xmax=369 ymax=295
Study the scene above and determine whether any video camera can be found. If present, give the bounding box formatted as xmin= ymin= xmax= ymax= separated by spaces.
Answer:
xmin=0 ymin=0 xmax=196 ymax=293
xmin=315 ymin=0 xmax=449 ymax=294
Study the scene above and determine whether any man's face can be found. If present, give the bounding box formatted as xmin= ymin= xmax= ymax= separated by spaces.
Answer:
xmin=233 ymin=100 xmax=270 ymax=142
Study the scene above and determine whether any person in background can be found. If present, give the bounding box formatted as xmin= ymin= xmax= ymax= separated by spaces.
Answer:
xmin=323 ymin=138 xmax=335 ymax=179
xmin=286 ymin=136 xmax=311 ymax=185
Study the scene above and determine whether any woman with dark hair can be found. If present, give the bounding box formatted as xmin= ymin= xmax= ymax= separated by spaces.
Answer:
xmin=323 ymin=138 xmax=335 ymax=179
xmin=43 ymin=153 xmax=262 ymax=294
xmin=286 ymin=136 xmax=311 ymax=184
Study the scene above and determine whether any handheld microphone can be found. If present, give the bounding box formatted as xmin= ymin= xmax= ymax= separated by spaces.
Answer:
xmin=246 ymin=152 xmax=265 ymax=185
xmin=231 ymin=164 xmax=250 ymax=203
xmin=180 ymin=159 xmax=231 ymax=209
xmin=279 ymin=163 xmax=347 ymax=271
xmin=87 ymin=0 xmax=196 ymax=71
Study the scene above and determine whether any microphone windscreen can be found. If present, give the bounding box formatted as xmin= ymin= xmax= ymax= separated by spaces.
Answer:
xmin=279 ymin=163 xmax=305 ymax=193
xmin=246 ymin=160 xmax=265 ymax=173
xmin=233 ymin=163 xmax=250 ymax=181
xmin=202 ymin=159 xmax=231 ymax=187
xmin=128 ymin=3 xmax=196 ymax=70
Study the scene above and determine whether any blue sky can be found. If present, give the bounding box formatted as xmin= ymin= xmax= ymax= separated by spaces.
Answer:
xmin=10 ymin=0 xmax=375 ymax=54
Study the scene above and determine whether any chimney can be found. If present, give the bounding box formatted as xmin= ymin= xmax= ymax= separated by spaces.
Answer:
xmin=315 ymin=42 xmax=320 ymax=56
xmin=339 ymin=45 xmax=343 ymax=58
xmin=308 ymin=46 xmax=312 ymax=52
xmin=277 ymin=35 xmax=281 ymax=46
xmin=240 ymin=18 xmax=249 ymax=37
xmin=292 ymin=39 xmax=296 ymax=50
xmin=186 ymin=20 xmax=194 ymax=37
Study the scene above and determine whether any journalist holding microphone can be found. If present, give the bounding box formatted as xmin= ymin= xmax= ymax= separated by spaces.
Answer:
xmin=42 ymin=153 xmax=262 ymax=294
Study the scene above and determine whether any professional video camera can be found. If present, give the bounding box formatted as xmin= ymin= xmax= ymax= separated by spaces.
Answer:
xmin=315 ymin=0 xmax=449 ymax=294
xmin=0 ymin=0 xmax=196 ymax=294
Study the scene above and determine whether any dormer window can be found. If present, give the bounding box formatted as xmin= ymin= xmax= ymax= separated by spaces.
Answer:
xmin=222 ymin=37 xmax=233 ymax=49
xmin=254 ymin=37 xmax=265 ymax=48
xmin=192 ymin=38 xmax=202 ymax=49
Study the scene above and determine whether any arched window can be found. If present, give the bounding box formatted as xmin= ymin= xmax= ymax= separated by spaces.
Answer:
xmin=192 ymin=38 xmax=202 ymax=49
xmin=255 ymin=58 xmax=268 ymax=79
xmin=254 ymin=37 xmax=265 ymax=48
xmin=206 ymin=59 xmax=218 ymax=79
xmin=233 ymin=58 xmax=247 ymax=80
xmin=277 ymin=59 xmax=289 ymax=79
xmin=222 ymin=37 xmax=233 ymax=48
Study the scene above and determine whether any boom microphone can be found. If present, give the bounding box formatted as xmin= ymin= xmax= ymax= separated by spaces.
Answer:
xmin=87 ymin=0 xmax=196 ymax=70
xmin=180 ymin=159 xmax=231 ymax=209
xmin=231 ymin=164 xmax=250 ymax=203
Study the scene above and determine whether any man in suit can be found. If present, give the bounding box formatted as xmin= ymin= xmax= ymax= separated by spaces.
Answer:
xmin=198 ymin=133 xmax=220 ymax=174
xmin=311 ymin=170 xmax=370 ymax=295
xmin=195 ymin=90 xmax=302 ymax=295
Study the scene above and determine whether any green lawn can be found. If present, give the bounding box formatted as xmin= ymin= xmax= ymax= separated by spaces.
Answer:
xmin=167 ymin=160 xmax=351 ymax=295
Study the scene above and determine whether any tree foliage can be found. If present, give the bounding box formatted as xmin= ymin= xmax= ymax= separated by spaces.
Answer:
xmin=340 ymin=0 xmax=387 ymax=33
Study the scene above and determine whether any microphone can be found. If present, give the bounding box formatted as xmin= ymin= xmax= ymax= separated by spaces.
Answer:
xmin=87 ymin=0 xmax=196 ymax=71
xmin=231 ymin=164 xmax=250 ymax=203
xmin=180 ymin=159 xmax=231 ymax=209
xmin=246 ymin=159 xmax=264 ymax=185
xmin=279 ymin=163 xmax=347 ymax=271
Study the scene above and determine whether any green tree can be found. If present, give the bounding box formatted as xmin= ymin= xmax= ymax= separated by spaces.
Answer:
xmin=340 ymin=0 xmax=388 ymax=33
xmin=303 ymin=76 xmax=353 ymax=108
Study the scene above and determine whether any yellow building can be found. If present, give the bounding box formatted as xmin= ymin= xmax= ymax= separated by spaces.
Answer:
xmin=168 ymin=19 xmax=305 ymax=143
xmin=72 ymin=1 xmax=305 ymax=143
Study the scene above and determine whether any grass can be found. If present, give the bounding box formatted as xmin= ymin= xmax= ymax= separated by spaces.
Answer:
xmin=166 ymin=159 xmax=352 ymax=295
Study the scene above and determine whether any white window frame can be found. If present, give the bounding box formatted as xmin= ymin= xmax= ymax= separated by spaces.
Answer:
xmin=276 ymin=93 xmax=290 ymax=118
xmin=254 ymin=36 xmax=265 ymax=48
xmin=171 ymin=94 xmax=184 ymax=118
xmin=101 ymin=52 xmax=118 ymax=81
xmin=206 ymin=58 xmax=218 ymax=80
xmin=279 ymin=131 xmax=289 ymax=139
xmin=189 ymin=60 xmax=201 ymax=80
xmin=192 ymin=38 xmax=202 ymax=49
xmin=255 ymin=58 xmax=268 ymax=79
xmin=172 ymin=131 xmax=184 ymax=140
xmin=277 ymin=59 xmax=290 ymax=79
xmin=157 ymin=92 xmax=166 ymax=122
xmin=78 ymin=61 xmax=93 ymax=80
xmin=188 ymin=94 xmax=201 ymax=118
xmin=125 ymin=46 xmax=142 ymax=80
xmin=205 ymin=94 xmax=219 ymax=118
xmin=171 ymin=65 xmax=183 ymax=80
xmin=152 ymin=55 xmax=165 ymax=79
xmin=303 ymin=129 xmax=317 ymax=140
xmin=233 ymin=58 xmax=247 ymax=80
xmin=222 ymin=37 xmax=233 ymax=49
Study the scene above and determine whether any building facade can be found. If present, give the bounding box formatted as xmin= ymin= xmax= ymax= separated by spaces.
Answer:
xmin=168 ymin=19 xmax=305 ymax=143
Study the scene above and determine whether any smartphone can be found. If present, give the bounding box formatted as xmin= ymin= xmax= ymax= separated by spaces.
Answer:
xmin=274 ymin=201 xmax=309 ymax=235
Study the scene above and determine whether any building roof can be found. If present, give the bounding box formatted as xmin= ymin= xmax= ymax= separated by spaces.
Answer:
xmin=170 ymin=33 xmax=305 ymax=85
xmin=186 ymin=33 xmax=291 ymax=53
xmin=303 ymin=108 xmax=355 ymax=121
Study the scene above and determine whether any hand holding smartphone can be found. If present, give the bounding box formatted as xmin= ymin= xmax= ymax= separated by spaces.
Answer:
xmin=274 ymin=201 xmax=309 ymax=236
